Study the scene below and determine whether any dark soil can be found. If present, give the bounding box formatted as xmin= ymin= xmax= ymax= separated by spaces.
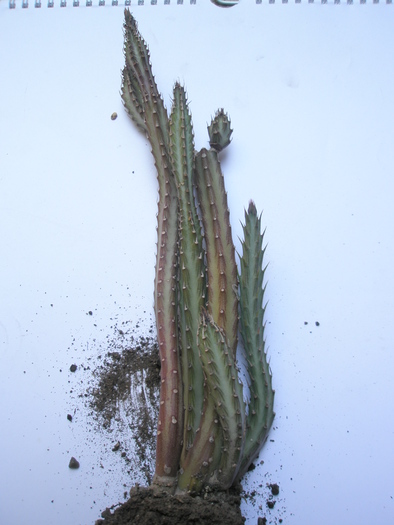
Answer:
xmin=95 ymin=484 xmax=245 ymax=525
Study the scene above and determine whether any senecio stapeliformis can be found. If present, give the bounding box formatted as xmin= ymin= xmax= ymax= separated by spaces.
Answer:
xmin=121 ymin=9 xmax=275 ymax=494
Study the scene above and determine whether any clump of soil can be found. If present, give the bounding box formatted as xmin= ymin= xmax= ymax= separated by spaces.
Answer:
xmin=95 ymin=484 xmax=245 ymax=525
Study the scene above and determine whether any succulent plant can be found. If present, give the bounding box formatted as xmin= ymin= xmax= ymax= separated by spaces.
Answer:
xmin=121 ymin=9 xmax=275 ymax=494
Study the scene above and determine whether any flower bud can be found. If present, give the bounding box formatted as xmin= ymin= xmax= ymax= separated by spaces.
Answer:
xmin=208 ymin=109 xmax=233 ymax=152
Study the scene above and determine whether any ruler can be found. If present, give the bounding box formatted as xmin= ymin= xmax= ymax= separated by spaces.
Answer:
xmin=8 ymin=0 xmax=393 ymax=8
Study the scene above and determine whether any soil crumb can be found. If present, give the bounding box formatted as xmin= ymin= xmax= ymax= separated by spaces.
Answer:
xmin=95 ymin=484 xmax=245 ymax=525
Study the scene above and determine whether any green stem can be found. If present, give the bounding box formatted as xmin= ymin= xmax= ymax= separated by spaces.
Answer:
xmin=238 ymin=201 xmax=275 ymax=478
xmin=198 ymin=311 xmax=245 ymax=488
xmin=176 ymin=396 xmax=221 ymax=492
xmin=169 ymin=84 xmax=207 ymax=456
xmin=122 ymin=10 xmax=183 ymax=489
xmin=194 ymin=148 xmax=239 ymax=357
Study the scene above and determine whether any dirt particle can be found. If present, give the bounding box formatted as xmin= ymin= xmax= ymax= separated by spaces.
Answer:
xmin=247 ymin=462 xmax=256 ymax=472
xmin=270 ymin=483 xmax=279 ymax=496
xmin=68 ymin=457 xmax=80 ymax=469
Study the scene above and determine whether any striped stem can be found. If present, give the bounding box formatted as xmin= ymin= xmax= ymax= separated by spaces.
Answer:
xmin=238 ymin=201 xmax=275 ymax=478
xmin=194 ymin=148 xmax=238 ymax=357
xmin=197 ymin=311 xmax=245 ymax=488
xmin=169 ymin=84 xmax=207 ymax=455
xmin=176 ymin=395 xmax=222 ymax=492
xmin=122 ymin=10 xmax=183 ymax=490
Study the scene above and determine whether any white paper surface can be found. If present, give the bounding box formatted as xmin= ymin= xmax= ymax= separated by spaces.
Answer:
xmin=1 ymin=2 xmax=394 ymax=524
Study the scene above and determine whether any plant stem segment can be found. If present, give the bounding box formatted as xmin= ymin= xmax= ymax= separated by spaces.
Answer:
xmin=198 ymin=311 xmax=245 ymax=488
xmin=169 ymin=84 xmax=207 ymax=455
xmin=238 ymin=201 xmax=275 ymax=478
xmin=194 ymin=148 xmax=238 ymax=357
xmin=122 ymin=10 xmax=183 ymax=489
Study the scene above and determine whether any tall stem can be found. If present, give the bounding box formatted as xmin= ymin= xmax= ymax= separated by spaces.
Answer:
xmin=122 ymin=10 xmax=183 ymax=489
xmin=168 ymin=84 xmax=207 ymax=460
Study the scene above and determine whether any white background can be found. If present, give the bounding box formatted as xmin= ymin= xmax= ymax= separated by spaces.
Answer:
xmin=1 ymin=1 xmax=393 ymax=524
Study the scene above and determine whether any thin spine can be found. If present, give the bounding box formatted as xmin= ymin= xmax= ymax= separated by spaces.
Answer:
xmin=168 ymin=84 xmax=206 ymax=456
xmin=194 ymin=148 xmax=238 ymax=356
xmin=237 ymin=201 xmax=275 ymax=478
xmin=197 ymin=311 xmax=245 ymax=489
xmin=122 ymin=9 xmax=183 ymax=490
